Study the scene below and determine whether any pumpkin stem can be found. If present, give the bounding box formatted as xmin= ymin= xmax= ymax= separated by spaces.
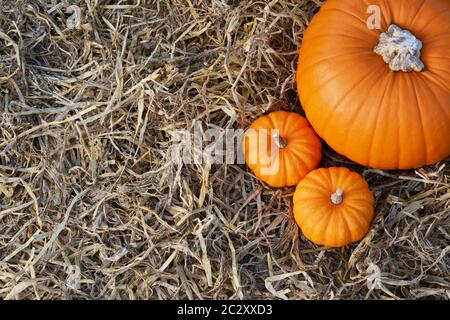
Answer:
xmin=331 ymin=188 xmax=344 ymax=205
xmin=374 ymin=24 xmax=425 ymax=73
xmin=271 ymin=131 xmax=288 ymax=149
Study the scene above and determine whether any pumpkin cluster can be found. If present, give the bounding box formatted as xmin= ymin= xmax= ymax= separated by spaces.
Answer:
xmin=244 ymin=0 xmax=449 ymax=248
xmin=243 ymin=110 xmax=374 ymax=248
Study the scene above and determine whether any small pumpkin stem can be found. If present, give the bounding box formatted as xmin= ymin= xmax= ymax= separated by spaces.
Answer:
xmin=374 ymin=24 xmax=425 ymax=72
xmin=331 ymin=188 xmax=344 ymax=205
xmin=271 ymin=132 xmax=288 ymax=149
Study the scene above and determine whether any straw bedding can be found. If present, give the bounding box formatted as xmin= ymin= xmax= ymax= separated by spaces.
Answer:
xmin=0 ymin=0 xmax=448 ymax=299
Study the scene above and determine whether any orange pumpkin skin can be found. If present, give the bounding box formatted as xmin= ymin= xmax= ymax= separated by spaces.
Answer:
xmin=244 ymin=111 xmax=322 ymax=188
xmin=293 ymin=167 xmax=374 ymax=247
xmin=297 ymin=0 xmax=450 ymax=170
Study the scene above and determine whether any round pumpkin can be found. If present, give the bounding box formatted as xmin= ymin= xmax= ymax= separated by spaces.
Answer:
xmin=293 ymin=167 xmax=374 ymax=247
xmin=243 ymin=111 xmax=322 ymax=187
xmin=297 ymin=0 xmax=450 ymax=170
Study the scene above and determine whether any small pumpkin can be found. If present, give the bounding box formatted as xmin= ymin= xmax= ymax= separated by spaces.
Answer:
xmin=243 ymin=111 xmax=322 ymax=187
xmin=297 ymin=0 xmax=450 ymax=170
xmin=293 ymin=167 xmax=374 ymax=247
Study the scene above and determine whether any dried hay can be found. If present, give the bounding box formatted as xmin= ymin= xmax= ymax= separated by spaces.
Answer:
xmin=0 ymin=0 xmax=448 ymax=300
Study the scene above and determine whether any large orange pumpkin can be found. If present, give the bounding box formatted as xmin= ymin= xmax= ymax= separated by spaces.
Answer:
xmin=297 ymin=0 xmax=450 ymax=170
xmin=293 ymin=167 xmax=374 ymax=247
xmin=243 ymin=111 xmax=322 ymax=187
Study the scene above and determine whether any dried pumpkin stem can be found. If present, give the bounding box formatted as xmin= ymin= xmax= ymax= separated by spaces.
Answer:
xmin=374 ymin=24 xmax=425 ymax=72
xmin=331 ymin=188 xmax=344 ymax=205
xmin=271 ymin=131 xmax=288 ymax=149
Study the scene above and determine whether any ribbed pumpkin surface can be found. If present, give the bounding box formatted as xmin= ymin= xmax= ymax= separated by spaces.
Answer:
xmin=244 ymin=111 xmax=322 ymax=187
xmin=293 ymin=167 xmax=374 ymax=247
xmin=297 ymin=0 xmax=450 ymax=169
